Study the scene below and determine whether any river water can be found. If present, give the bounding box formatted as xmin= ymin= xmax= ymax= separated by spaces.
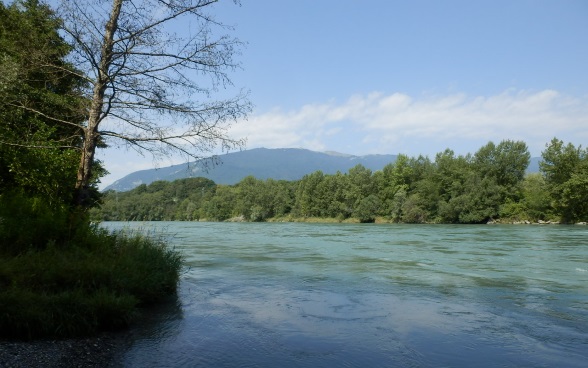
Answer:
xmin=103 ymin=222 xmax=588 ymax=367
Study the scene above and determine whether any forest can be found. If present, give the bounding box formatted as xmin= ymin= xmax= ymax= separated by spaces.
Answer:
xmin=92 ymin=138 xmax=588 ymax=224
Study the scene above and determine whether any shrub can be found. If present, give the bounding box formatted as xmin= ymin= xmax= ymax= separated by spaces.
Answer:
xmin=0 ymin=217 xmax=183 ymax=339
xmin=0 ymin=191 xmax=72 ymax=254
xmin=0 ymin=288 xmax=137 ymax=339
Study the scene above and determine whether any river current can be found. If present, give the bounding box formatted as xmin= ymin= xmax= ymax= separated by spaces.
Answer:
xmin=102 ymin=222 xmax=588 ymax=367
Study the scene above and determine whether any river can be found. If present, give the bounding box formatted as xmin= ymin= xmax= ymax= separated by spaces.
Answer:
xmin=102 ymin=222 xmax=588 ymax=367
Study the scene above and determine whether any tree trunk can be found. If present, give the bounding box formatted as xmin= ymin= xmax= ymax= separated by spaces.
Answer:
xmin=74 ymin=0 xmax=123 ymax=207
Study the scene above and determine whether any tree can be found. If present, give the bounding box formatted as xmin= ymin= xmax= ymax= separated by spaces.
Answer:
xmin=0 ymin=0 xmax=90 ymax=206
xmin=293 ymin=171 xmax=325 ymax=217
xmin=519 ymin=173 xmax=552 ymax=220
xmin=354 ymin=194 xmax=381 ymax=223
xmin=235 ymin=176 xmax=269 ymax=221
xmin=559 ymin=161 xmax=588 ymax=222
xmin=473 ymin=140 xmax=530 ymax=201
xmin=24 ymin=0 xmax=250 ymax=207
xmin=540 ymin=138 xmax=587 ymax=222
xmin=203 ymin=185 xmax=236 ymax=221
xmin=375 ymin=155 xmax=414 ymax=219
xmin=344 ymin=164 xmax=375 ymax=216
xmin=405 ymin=155 xmax=438 ymax=220
xmin=436 ymin=174 xmax=496 ymax=224
xmin=433 ymin=149 xmax=470 ymax=202
xmin=317 ymin=173 xmax=347 ymax=218
xmin=540 ymin=138 xmax=583 ymax=188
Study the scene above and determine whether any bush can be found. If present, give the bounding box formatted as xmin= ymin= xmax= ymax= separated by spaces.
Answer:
xmin=354 ymin=194 xmax=381 ymax=223
xmin=0 ymin=196 xmax=183 ymax=339
xmin=0 ymin=191 xmax=72 ymax=254
xmin=0 ymin=288 xmax=137 ymax=339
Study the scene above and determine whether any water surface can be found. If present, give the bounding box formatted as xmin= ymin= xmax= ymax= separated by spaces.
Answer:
xmin=104 ymin=222 xmax=588 ymax=367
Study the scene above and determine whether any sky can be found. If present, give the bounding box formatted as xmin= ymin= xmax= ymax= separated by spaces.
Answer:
xmin=96 ymin=0 xmax=588 ymax=188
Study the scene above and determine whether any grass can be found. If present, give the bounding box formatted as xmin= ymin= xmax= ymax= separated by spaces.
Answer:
xmin=0 ymin=196 xmax=183 ymax=340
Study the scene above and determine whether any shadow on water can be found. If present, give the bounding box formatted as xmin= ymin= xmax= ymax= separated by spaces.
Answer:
xmin=110 ymin=293 xmax=184 ymax=366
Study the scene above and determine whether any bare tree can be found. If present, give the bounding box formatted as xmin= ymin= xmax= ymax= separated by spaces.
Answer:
xmin=56 ymin=0 xmax=250 ymax=206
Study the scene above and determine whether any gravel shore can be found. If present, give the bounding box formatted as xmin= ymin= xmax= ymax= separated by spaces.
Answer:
xmin=0 ymin=332 xmax=130 ymax=368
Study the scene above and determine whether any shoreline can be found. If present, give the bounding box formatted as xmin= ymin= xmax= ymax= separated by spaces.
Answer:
xmin=0 ymin=294 xmax=181 ymax=367
xmin=0 ymin=332 xmax=130 ymax=368
xmin=204 ymin=216 xmax=587 ymax=225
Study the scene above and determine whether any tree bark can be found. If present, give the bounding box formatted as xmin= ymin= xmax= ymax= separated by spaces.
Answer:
xmin=74 ymin=0 xmax=123 ymax=207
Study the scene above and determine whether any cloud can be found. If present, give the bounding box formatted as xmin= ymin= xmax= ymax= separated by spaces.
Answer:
xmin=230 ymin=89 xmax=588 ymax=156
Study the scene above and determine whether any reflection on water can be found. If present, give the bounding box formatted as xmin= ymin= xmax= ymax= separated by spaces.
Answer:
xmin=104 ymin=222 xmax=588 ymax=368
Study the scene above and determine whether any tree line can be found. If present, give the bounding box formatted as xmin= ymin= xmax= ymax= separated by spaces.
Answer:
xmin=92 ymin=138 xmax=588 ymax=224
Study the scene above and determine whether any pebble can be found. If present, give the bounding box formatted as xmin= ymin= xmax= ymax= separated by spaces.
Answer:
xmin=0 ymin=333 xmax=129 ymax=368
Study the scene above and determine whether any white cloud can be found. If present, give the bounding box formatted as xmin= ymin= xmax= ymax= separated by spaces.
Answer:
xmin=231 ymin=89 xmax=588 ymax=156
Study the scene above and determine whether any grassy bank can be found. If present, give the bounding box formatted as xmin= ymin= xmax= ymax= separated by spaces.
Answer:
xmin=0 ymin=228 xmax=183 ymax=339
xmin=0 ymin=194 xmax=183 ymax=340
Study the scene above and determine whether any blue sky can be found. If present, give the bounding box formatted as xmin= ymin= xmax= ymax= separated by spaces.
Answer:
xmin=97 ymin=0 xmax=588 ymax=188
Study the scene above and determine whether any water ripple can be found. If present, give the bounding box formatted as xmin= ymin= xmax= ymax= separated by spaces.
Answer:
xmin=102 ymin=222 xmax=588 ymax=368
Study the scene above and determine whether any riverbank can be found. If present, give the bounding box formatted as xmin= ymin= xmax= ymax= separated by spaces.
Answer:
xmin=263 ymin=215 xmax=587 ymax=225
xmin=0 ymin=332 xmax=128 ymax=368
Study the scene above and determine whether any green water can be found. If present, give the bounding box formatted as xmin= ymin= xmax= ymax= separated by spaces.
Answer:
xmin=104 ymin=222 xmax=588 ymax=367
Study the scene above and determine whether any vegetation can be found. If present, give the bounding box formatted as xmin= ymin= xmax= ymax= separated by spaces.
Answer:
xmin=54 ymin=0 xmax=250 ymax=206
xmin=0 ymin=0 xmax=247 ymax=339
xmin=92 ymin=139 xmax=588 ymax=224
xmin=2 ymin=0 xmax=248 ymax=207
xmin=0 ymin=193 xmax=183 ymax=339
xmin=0 ymin=0 xmax=97 ymax=207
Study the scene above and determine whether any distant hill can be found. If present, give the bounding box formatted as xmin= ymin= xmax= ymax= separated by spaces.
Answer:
xmin=103 ymin=148 xmax=542 ymax=192
xmin=528 ymin=156 xmax=541 ymax=174
xmin=104 ymin=148 xmax=399 ymax=192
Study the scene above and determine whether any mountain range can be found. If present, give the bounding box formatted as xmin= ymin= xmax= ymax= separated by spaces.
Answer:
xmin=104 ymin=148 xmax=541 ymax=192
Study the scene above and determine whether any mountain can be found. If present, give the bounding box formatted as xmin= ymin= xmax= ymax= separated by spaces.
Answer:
xmin=528 ymin=156 xmax=541 ymax=174
xmin=104 ymin=148 xmax=399 ymax=192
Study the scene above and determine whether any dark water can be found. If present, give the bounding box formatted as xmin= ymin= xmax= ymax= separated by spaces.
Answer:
xmin=103 ymin=222 xmax=588 ymax=367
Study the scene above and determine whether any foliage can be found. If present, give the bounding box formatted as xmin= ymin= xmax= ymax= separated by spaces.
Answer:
xmin=0 ymin=187 xmax=183 ymax=339
xmin=91 ymin=139 xmax=588 ymax=224
xmin=522 ymin=173 xmax=551 ymax=217
xmin=558 ymin=160 xmax=588 ymax=222
xmin=0 ymin=210 xmax=183 ymax=339
xmin=0 ymin=0 xmax=92 ymax=206
xmin=540 ymin=138 xmax=588 ymax=222
xmin=354 ymin=194 xmax=381 ymax=223
xmin=0 ymin=287 xmax=137 ymax=339
xmin=92 ymin=177 xmax=217 ymax=221
xmin=0 ymin=191 xmax=72 ymax=253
